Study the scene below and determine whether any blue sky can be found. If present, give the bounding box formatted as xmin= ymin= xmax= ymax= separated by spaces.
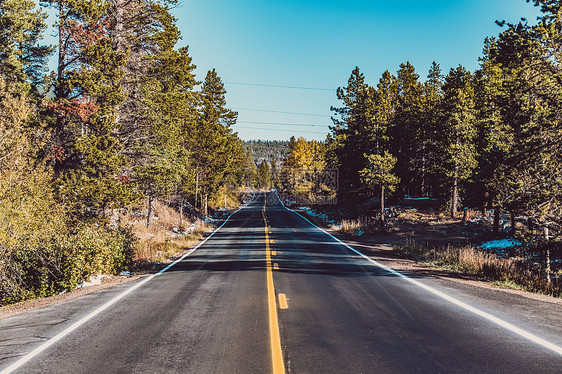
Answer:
xmin=40 ymin=1 xmax=541 ymax=141
xmin=173 ymin=0 xmax=541 ymax=141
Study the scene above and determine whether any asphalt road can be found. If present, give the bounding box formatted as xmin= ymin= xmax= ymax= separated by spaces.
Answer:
xmin=1 ymin=192 xmax=561 ymax=373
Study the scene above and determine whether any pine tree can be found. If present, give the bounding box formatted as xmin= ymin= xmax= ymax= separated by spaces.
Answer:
xmin=419 ymin=62 xmax=444 ymax=197
xmin=43 ymin=0 xmax=131 ymax=219
xmin=0 ymin=0 xmax=52 ymax=96
xmin=257 ymin=161 xmax=271 ymax=189
xmin=188 ymin=69 xmax=241 ymax=207
xmin=439 ymin=66 xmax=478 ymax=218
xmin=390 ymin=62 xmax=424 ymax=197
xmin=330 ymin=67 xmax=376 ymax=194
xmin=360 ymin=151 xmax=400 ymax=227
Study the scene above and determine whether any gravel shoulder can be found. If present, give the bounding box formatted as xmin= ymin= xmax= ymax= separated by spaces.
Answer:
xmin=0 ymin=275 xmax=145 ymax=321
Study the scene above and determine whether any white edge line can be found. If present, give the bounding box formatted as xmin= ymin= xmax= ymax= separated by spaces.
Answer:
xmin=278 ymin=195 xmax=562 ymax=356
xmin=0 ymin=196 xmax=255 ymax=374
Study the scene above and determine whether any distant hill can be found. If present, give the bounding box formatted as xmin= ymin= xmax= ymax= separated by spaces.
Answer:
xmin=243 ymin=140 xmax=289 ymax=165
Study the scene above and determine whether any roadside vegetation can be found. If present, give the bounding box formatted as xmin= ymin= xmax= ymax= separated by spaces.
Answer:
xmin=395 ymin=241 xmax=561 ymax=298
xmin=0 ymin=0 xmax=256 ymax=306
xmin=269 ymin=1 xmax=562 ymax=295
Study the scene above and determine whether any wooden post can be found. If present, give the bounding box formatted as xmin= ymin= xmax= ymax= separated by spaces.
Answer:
xmin=462 ymin=208 xmax=469 ymax=223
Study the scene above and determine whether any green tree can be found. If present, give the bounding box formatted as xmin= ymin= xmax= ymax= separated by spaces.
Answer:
xmin=359 ymin=151 xmax=400 ymax=227
xmin=188 ymin=69 xmax=241 ymax=210
xmin=439 ymin=66 xmax=478 ymax=217
xmin=257 ymin=160 xmax=271 ymax=189
xmin=43 ymin=0 xmax=131 ymax=219
xmin=0 ymin=0 xmax=52 ymax=95
xmin=330 ymin=67 xmax=374 ymax=194
xmin=419 ymin=62 xmax=444 ymax=197
xmin=389 ymin=62 xmax=424 ymax=196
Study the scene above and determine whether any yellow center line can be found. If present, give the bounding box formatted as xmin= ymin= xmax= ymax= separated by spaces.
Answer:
xmin=263 ymin=194 xmax=285 ymax=374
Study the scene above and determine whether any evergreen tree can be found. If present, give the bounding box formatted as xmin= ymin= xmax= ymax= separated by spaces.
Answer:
xmin=419 ymin=62 xmax=444 ymax=197
xmin=44 ymin=0 xmax=130 ymax=219
xmin=439 ymin=66 xmax=478 ymax=217
xmin=0 ymin=0 xmax=52 ymax=95
xmin=390 ymin=62 xmax=424 ymax=196
xmin=189 ymin=69 xmax=241 ymax=207
xmin=360 ymin=151 xmax=400 ymax=227
xmin=330 ymin=67 xmax=375 ymax=194
xmin=257 ymin=160 xmax=271 ymax=189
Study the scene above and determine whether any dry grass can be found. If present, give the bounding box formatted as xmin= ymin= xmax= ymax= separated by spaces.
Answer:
xmin=395 ymin=241 xmax=561 ymax=298
xmin=122 ymin=200 xmax=212 ymax=264
xmin=333 ymin=216 xmax=382 ymax=235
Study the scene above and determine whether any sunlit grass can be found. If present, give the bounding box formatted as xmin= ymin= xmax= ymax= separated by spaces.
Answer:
xmin=122 ymin=200 xmax=212 ymax=266
xmin=394 ymin=241 xmax=561 ymax=298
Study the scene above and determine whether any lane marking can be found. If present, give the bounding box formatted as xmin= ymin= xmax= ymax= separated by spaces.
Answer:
xmin=278 ymin=196 xmax=562 ymax=357
xmin=273 ymin=263 xmax=280 ymax=270
xmin=0 ymin=200 xmax=252 ymax=374
xmin=278 ymin=294 xmax=289 ymax=310
xmin=272 ymin=251 xmax=277 ymax=256
xmin=263 ymin=195 xmax=286 ymax=374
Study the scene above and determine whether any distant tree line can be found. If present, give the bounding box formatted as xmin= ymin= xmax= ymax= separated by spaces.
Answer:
xmin=327 ymin=1 xmax=562 ymax=235
xmin=0 ymin=0 xmax=244 ymax=304
xmin=243 ymin=140 xmax=289 ymax=166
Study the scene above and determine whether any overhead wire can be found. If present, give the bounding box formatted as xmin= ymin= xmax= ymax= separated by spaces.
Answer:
xmin=224 ymin=81 xmax=334 ymax=91
xmin=234 ymin=126 xmax=328 ymax=135
xmin=232 ymin=107 xmax=331 ymax=117
xmin=236 ymin=120 xmax=329 ymax=128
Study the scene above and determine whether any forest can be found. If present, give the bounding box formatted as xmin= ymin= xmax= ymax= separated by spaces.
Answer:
xmin=280 ymin=1 xmax=562 ymax=232
xmin=0 ymin=0 xmax=246 ymax=304
xmin=273 ymin=1 xmax=562 ymax=292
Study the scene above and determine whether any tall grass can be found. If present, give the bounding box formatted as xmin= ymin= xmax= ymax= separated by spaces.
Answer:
xmin=123 ymin=200 xmax=212 ymax=265
xmin=395 ymin=241 xmax=561 ymax=298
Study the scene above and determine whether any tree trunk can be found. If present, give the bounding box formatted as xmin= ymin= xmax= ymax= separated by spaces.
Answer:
xmin=420 ymin=144 xmax=426 ymax=197
xmin=380 ymin=185 xmax=386 ymax=229
xmin=195 ymin=172 xmax=199 ymax=211
xmin=544 ymin=226 xmax=551 ymax=284
xmin=509 ymin=210 xmax=516 ymax=236
xmin=451 ymin=171 xmax=458 ymax=219
xmin=179 ymin=196 xmax=184 ymax=229
xmin=462 ymin=208 xmax=469 ymax=223
xmin=493 ymin=206 xmax=500 ymax=233
xmin=204 ymin=194 xmax=208 ymax=217
xmin=146 ymin=195 xmax=154 ymax=227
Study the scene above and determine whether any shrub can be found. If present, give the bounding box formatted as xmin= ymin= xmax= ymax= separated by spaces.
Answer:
xmin=394 ymin=241 xmax=561 ymax=298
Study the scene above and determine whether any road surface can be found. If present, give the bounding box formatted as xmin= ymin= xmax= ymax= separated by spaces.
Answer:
xmin=1 ymin=192 xmax=561 ymax=373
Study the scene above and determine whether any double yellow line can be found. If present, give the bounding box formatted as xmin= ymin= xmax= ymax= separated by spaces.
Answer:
xmin=262 ymin=195 xmax=285 ymax=374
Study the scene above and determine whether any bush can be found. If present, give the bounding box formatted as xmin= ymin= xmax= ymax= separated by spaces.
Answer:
xmin=0 ymin=224 xmax=136 ymax=305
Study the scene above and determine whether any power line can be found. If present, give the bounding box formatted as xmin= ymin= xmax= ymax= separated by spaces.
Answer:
xmin=234 ymin=125 xmax=328 ymax=135
xmin=224 ymin=81 xmax=334 ymax=91
xmin=232 ymin=107 xmax=331 ymax=117
xmin=237 ymin=120 xmax=329 ymax=128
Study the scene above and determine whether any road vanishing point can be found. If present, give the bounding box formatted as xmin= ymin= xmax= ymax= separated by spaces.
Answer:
xmin=1 ymin=193 xmax=561 ymax=373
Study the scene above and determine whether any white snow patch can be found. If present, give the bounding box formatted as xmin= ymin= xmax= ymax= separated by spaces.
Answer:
xmin=76 ymin=274 xmax=106 ymax=289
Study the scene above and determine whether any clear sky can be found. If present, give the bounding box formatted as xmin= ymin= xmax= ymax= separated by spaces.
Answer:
xmin=172 ymin=0 xmax=541 ymax=141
